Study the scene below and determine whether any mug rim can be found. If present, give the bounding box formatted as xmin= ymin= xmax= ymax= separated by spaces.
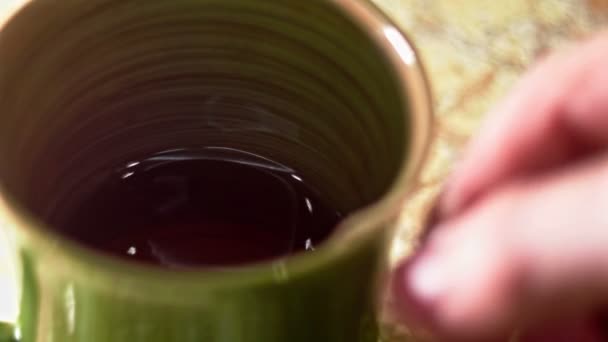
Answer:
xmin=0 ymin=0 xmax=434 ymax=293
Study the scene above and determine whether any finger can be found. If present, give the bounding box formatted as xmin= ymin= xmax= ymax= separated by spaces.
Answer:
xmin=394 ymin=154 xmax=608 ymax=340
xmin=519 ymin=315 xmax=605 ymax=342
xmin=441 ymin=30 xmax=608 ymax=219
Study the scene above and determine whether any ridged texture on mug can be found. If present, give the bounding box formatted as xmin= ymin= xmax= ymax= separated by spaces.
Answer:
xmin=0 ymin=0 xmax=406 ymax=218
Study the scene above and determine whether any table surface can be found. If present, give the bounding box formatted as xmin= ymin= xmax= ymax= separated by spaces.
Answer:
xmin=0 ymin=0 xmax=606 ymax=340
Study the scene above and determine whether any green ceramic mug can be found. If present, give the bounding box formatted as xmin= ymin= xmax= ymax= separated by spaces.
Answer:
xmin=0 ymin=0 xmax=432 ymax=341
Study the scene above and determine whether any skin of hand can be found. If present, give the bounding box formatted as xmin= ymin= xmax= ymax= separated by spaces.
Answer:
xmin=393 ymin=30 xmax=608 ymax=341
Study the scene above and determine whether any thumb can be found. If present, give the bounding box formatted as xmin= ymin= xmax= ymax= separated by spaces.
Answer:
xmin=393 ymin=155 xmax=608 ymax=340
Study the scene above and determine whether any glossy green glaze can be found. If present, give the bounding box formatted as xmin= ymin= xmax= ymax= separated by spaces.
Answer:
xmin=0 ymin=322 xmax=15 ymax=342
xmin=0 ymin=0 xmax=432 ymax=341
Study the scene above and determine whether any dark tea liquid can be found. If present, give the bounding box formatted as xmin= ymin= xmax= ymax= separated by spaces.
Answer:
xmin=57 ymin=149 xmax=343 ymax=268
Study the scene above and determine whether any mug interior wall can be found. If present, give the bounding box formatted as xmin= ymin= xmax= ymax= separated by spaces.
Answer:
xmin=0 ymin=0 xmax=408 ymax=232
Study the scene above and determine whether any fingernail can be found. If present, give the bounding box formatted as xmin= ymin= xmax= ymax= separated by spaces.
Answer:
xmin=409 ymin=253 xmax=446 ymax=303
xmin=392 ymin=252 xmax=444 ymax=329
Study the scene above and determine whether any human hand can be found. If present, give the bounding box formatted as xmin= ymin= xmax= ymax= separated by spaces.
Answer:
xmin=394 ymin=30 xmax=608 ymax=341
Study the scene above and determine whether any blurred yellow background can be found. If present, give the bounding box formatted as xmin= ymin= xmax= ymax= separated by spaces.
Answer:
xmin=0 ymin=1 xmax=606 ymax=340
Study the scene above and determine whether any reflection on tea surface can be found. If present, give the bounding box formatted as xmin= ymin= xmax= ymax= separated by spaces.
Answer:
xmin=53 ymin=148 xmax=343 ymax=268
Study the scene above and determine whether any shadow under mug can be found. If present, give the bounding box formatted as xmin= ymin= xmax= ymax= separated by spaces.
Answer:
xmin=0 ymin=0 xmax=432 ymax=341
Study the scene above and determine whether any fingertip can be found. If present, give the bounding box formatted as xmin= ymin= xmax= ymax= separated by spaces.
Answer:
xmin=392 ymin=254 xmax=508 ymax=342
xmin=392 ymin=252 xmax=440 ymax=333
xmin=393 ymin=209 xmax=526 ymax=340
